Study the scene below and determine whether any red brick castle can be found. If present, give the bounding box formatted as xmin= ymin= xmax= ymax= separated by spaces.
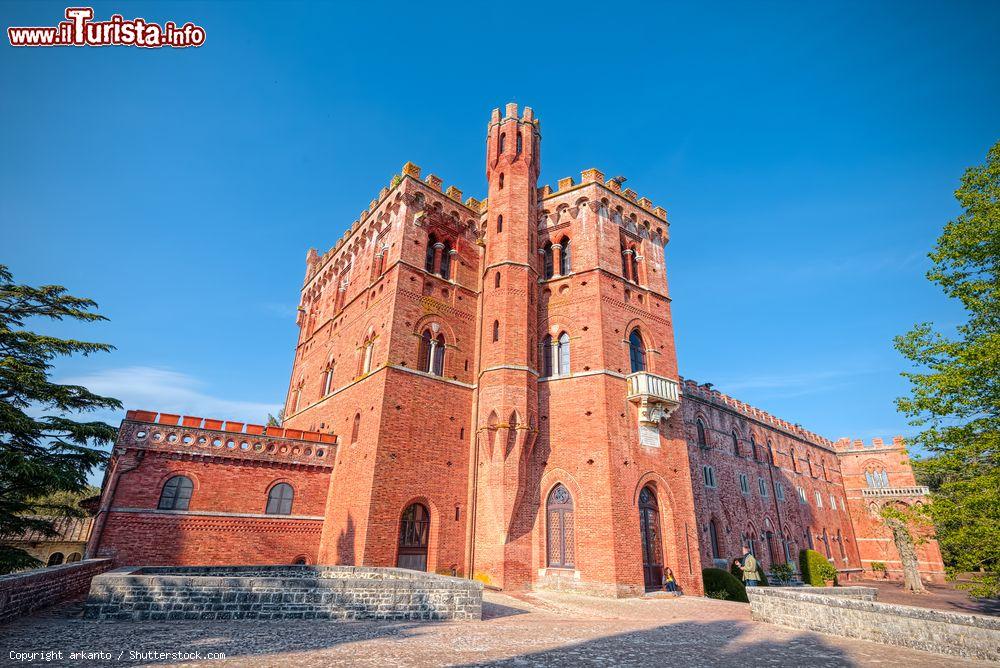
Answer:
xmin=85 ymin=104 xmax=944 ymax=595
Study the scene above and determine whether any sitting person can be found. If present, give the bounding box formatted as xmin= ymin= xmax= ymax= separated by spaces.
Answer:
xmin=662 ymin=567 xmax=679 ymax=594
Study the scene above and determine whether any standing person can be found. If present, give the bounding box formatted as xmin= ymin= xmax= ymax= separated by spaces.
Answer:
xmin=662 ymin=567 xmax=678 ymax=594
xmin=735 ymin=546 xmax=760 ymax=587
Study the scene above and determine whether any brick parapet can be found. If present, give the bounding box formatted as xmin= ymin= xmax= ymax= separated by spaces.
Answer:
xmin=0 ymin=559 xmax=113 ymax=625
xmin=118 ymin=411 xmax=335 ymax=470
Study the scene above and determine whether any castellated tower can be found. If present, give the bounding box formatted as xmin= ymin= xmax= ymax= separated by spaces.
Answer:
xmin=471 ymin=104 xmax=542 ymax=589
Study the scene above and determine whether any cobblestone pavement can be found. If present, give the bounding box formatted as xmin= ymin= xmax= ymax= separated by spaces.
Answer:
xmin=1 ymin=590 xmax=991 ymax=667
xmin=859 ymin=579 xmax=1000 ymax=616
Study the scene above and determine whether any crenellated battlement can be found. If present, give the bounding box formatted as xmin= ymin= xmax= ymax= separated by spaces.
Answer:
xmin=679 ymin=377 xmax=834 ymax=448
xmin=539 ymin=167 xmax=668 ymax=222
xmin=833 ymin=436 xmax=906 ymax=452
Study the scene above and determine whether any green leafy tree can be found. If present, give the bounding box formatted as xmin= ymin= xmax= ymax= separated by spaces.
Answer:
xmin=266 ymin=410 xmax=283 ymax=427
xmin=0 ymin=265 xmax=120 ymax=573
xmin=895 ymin=140 xmax=1000 ymax=599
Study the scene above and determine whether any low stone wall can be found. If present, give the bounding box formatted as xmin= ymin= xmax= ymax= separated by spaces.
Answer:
xmin=0 ymin=559 xmax=113 ymax=625
xmin=748 ymin=587 xmax=1000 ymax=661
xmin=85 ymin=565 xmax=482 ymax=621
xmin=797 ymin=585 xmax=877 ymax=601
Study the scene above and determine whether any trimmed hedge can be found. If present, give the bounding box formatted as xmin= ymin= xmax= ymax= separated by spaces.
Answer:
xmin=703 ymin=567 xmax=749 ymax=603
xmin=799 ymin=548 xmax=838 ymax=587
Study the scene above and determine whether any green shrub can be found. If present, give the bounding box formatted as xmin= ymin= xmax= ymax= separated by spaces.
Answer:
xmin=770 ymin=562 xmax=794 ymax=583
xmin=702 ymin=568 xmax=749 ymax=603
xmin=799 ymin=549 xmax=838 ymax=587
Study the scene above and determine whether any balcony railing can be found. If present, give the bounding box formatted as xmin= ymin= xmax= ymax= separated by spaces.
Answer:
xmin=861 ymin=486 xmax=930 ymax=498
xmin=626 ymin=372 xmax=681 ymax=425
xmin=626 ymin=372 xmax=681 ymax=405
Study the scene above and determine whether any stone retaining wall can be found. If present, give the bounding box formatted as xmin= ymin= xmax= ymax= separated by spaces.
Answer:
xmin=748 ymin=586 xmax=1000 ymax=661
xmin=85 ymin=565 xmax=482 ymax=621
xmin=0 ymin=559 xmax=113 ymax=625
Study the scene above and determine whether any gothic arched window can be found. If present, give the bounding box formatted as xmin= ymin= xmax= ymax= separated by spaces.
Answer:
xmin=546 ymin=484 xmax=575 ymax=569
xmin=322 ymin=359 xmax=335 ymax=396
xmin=556 ymin=332 xmax=570 ymax=375
xmin=543 ymin=242 xmax=554 ymax=279
xmin=709 ymin=518 xmax=722 ymax=559
xmin=418 ymin=330 xmax=432 ymax=373
xmin=266 ymin=483 xmax=294 ymax=515
xmin=750 ymin=435 xmax=759 ymax=461
xmin=497 ymin=215 xmax=503 ymax=233
xmin=516 ymin=132 xmax=523 ymax=154
xmin=432 ymin=333 xmax=445 ymax=376
xmin=696 ymin=419 xmax=708 ymax=447
xmin=424 ymin=234 xmax=437 ymax=273
xmin=540 ymin=334 xmax=553 ymax=378
xmin=440 ymin=240 xmax=452 ymax=280
xmin=499 ymin=133 xmax=506 ymax=154
xmin=158 ymin=475 xmax=193 ymax=511
xmin=492 ymin=320 xmax=500 ymax=342
xmin=628 ymin=328 xmax=646 ymax=373
xmin=559 ymin=236 xmax=571 ymax=275
xmin=351 ymin=413 xmax=360 ymax=444
xmin=732 ymin=431 xmax=740 ymax=457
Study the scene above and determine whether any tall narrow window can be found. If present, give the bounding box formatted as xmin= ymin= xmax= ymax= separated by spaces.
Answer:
xmin=495 ymin=272 xmax=501 ymax=288
xmin=492 ymin=320 xmax=500 ymax=342
xmin=557 ymin=332 xmax=570 ymax=375
xmin=418 ymin=330 xmax=432 ymax=373
xmin=351 ymin=413 xmax=360 ymax=444
xmin=751 ymin=435 xmax=758 ymax=461
xmin=440 ymin=241 xmax=452 ymax=280
xmin=158 ymin=475 xmax=193 ymax=511
xmin=361 ymin=335 xmax=375 ymax=375
xmin=432 ymin=333 xmax=445 ymax=376
xmin=628 ymin=328 xmax=646 ymax=373
xmin=322 ymin=360 xmax=335 ymax=396
xmin=266 ymin=483 xmax=294 ymax=515
xmin=630 ymin=246 xmax=640 ymax=283
xmin=497 ymin=215 xmax=503 ymax=233
xmin=543 ymin=242 xmax=554 ymax=279
xmin=709 ymin=519 xmax=721 ymax=559
xmin=546 ymin=484 xmax=575 ymax=568
xmin=499 ymin=173 xmax=504 ymax=190
xmin=540 ymin=334 xmax=553 ymax=377
xmin=424 ymin=234 xmax=437 ymax=273
xmin=559 ymin=236 xmax=571 ymax=275
xmin=732 ymin=431 xmax=740 ymax=456
xmin=696 ymin=419 xmax=707 ymax=447
xmin=516 ymin=132 xmax=523 ymax=154
xmin=499 ymin=133 xmax=506 ymax=154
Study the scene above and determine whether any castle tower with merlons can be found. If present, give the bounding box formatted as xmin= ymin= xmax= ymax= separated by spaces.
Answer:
xmin=85 ymin=104 xmax=943 ymax=595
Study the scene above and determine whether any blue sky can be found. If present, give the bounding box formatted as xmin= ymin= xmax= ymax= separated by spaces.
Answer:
xmin=3 ymin=2 xmax=998 ymax=474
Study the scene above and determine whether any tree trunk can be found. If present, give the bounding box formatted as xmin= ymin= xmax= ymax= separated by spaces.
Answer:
xmin=886 ymin=518 xmax=925 ymax=593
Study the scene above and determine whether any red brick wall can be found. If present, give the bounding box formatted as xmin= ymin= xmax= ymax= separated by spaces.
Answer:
xmin=0 ymin=559 xmax=113 ymax=624
xmin=837 ymin=438 xmax=946 ymax=582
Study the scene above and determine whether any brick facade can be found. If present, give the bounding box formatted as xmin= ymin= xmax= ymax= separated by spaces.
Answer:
xmin=87 ymin=103 xmax=944 ymax=595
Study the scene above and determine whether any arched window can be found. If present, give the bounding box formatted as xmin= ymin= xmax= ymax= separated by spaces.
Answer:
xmin=543 ymin=242 xmax=554 ymax=279
xmin=440 ymin=241 xmax=452 ymax=280
xmin=47 ymin=552 xmax=64 ymax=567
xmin=628 ymin=328 xmax=646 ymax=373
xmin=540 ymin=334 xmax=553 ymax=377
xmin=424 ymin=234 xmax=437 ymax=273
xmin=266 ymin=483 xmax=294 ymax=515
xmin=361 ymin=334 xmax=375 ymax=375
xmin=630 ymin=246 xmax=640 ymax=283
xmin=492 ymin=320 xmax=500 ymax=342
xmin=497 ymin=215 xmax=503 ymax=233
xmin=351 ymin=413 xmax=360 ymax=444
xmin=499 ymin=133 xmax=506 ymax=154
xmin=767 ymin=440 xmax=774 ymax=464
xmin=397 ymin=503 xmax=430 ymax=571
xmin=495 ymin=272 xmax=501 ymax=288
xmin=66 ymin=552 xmax=82 ymax=563
xmin=432 ymin=333 xmax=445 ymax=376
xmin=557 ymin=332 xmax=570 ymax=375
xmin=709 ymin=519 xmax=722 ymax=559
xmin=559 ymin=236 xmax=571 ymax=275
xmin=516 ymin=132 xmax=523 ymax=154
xmin=322 ymin=360 xmax=335 ymax=396
xmin=546 ymin=484 xmax=575 ymax=568
xmin=732 ymin=431 xmax=740 ymax=457
xmin=499 ymin=173 xmax=504 ymax=190
xmin=158 ymin=475 xmax=193 ymax=510
xmin=696 ymin=418 xmax=707 ymax=447
xmin=750 ymin=435 xmax=758 ymax=461
xmin=418 ymin=330 xmax=432 ymax=373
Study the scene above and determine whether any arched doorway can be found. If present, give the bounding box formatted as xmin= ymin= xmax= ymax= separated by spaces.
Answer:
xmin=397 ymin=503 xmax=430 ymax=571
xmin=638 ymin=486 xmax=663 ymax=590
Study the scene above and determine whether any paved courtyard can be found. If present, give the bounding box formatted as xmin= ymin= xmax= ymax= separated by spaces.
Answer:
xmin=1 ymin=590 xmax=991 ymax=667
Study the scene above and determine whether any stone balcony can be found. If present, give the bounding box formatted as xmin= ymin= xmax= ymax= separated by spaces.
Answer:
xmin=861 ymin=486 xmax=930 ymax=498
xmin=626 ymin=372 xmax=682 ymax=425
